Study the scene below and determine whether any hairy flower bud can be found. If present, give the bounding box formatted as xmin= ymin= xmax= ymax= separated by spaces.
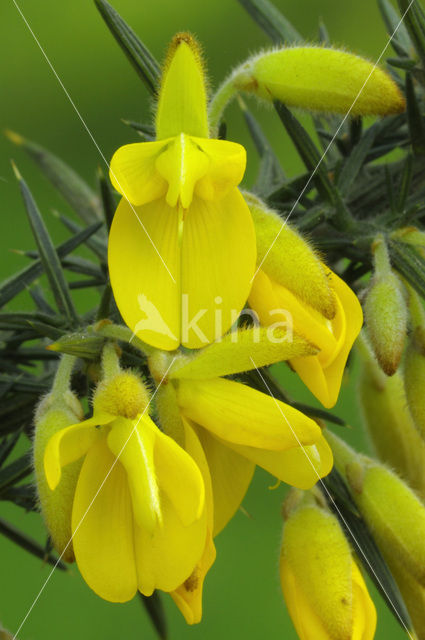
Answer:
xmin=33 ymin=391 xmax=84 ymax=562
xmin=232 ymin=46 xmax=405 ymax=116
xmin=280 ymin=491 xmax=376 ymax=640
xmin=404 ymin=328 xmax=425 ymax=440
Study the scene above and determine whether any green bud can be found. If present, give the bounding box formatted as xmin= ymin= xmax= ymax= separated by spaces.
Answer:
xmin=33 ymin=392 xmax=84 ymax=562
xmin=389 ymin=559 xmax=425 ymax=640
xmin=404 ymin=329 xmax=425 ymax=440
xmin=364 ymin=236 xmax=407 ymax=376
xmin=244 ymin=192 xmax=335 ymax=319
xmin=364 ymin=272 xmax=407 ymax=375
xmin=358 ymin=347 xmax=425 ymax=500
xmin=328 ymin=433 xmax=425 ymax=588
xmin=232 ymin=47 xmax=405 ymax=116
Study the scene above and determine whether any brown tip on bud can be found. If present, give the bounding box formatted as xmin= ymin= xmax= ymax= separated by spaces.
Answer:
xmin=94 ymin=318 xmax=113 ymax=331
xmin=46 ymin=342 xmax=59 ymax=351
xmin=346 ymin=461 xmax=365 ymax=494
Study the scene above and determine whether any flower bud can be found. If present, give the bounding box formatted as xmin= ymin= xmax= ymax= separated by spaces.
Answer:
xmin=364 ymin=271 xmax=407 ymax=375
xmin=328 ymin=433 xmax=425 ymax=588
xmin=93 ymin=370 xmax=150 ymax=419
xmin=364 ymin=235 xmax=407 ymax=376
xmin=245 ymin=192 xmax=335 ymax=319
xmin=358 ymin=345 xmax=425 ymax=500
xmin=404 ymin=328 xmax=425 ymax=440
xmin=232 ymin=47 xmax=405 ymax=116
xmin=33 ymin=392 xmax=84 ymax=562
xmin=280 ymin=491 xmax=376 ymax=640
xmin=389 ymin=559 xmax=425 ymax=640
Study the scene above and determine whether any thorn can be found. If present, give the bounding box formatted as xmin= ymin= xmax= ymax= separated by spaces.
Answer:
xmin=46 ymin=343 xmax=59 ymax=352
xmin=4 ymin=129 xmax=24 ymax=145
xmin=10 ymin=160 xmax=22 ymax=181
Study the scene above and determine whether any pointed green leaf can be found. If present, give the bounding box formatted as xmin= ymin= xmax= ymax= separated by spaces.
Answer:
xmin=0 ymin=221 xmax=102 ymax=308
xmin=47 ymin=332 xmax=105 ymax=360
xmin=0 ymin=518 xmax=66 ymax=570
xmin=28 ymin=284 xmax=55 ymax=316
xmin=97 ymin=167 xmax=116 ymax=229
xmin=94 ymin=0 xmax=161 ymax=95
xmin=397 ymin=153 xmax=414 ymax=211
xmin=0 ymin=454 xmax=32 ymax=491
xmin=240 ymin=102 xmax=285 ymax=195
xmin=121 ymin=119 xmax=155 ymax=140
xmin=237 ymin=0 xmax=302 ymax=44
xmin=405 ymin=73 xmax=425 ymax=155
xmin=398 ymin=0 xmax=425 ymax=73
xmin=378 ymin=0 xmax=412 ymax=57
xmin=337 ymin=125 xmax=378 ymax=196
xmin=5 ymin=131 xmax=102 ymax=224
xmin=389 ymin=238 xmax=425 ymax=298
xmin=139 ymin=592 xmax=167 ymax=640
xmin=0 ymin=431 xmax=22 ymax=467
xmin=1 ymin=484 xmax=37 ymax=511
xmin=55 ymin=212 xmax=107 ymax=261
xmin=274 ymin=101 xmax=336 ymax=204
xmin=322 ymin=468 xmax=414 ymax=635
xmin=15 ymin=170 xmax=78 ymax=324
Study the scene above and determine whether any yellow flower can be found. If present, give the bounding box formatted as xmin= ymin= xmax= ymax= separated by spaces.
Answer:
xmin=280 ymin=492 xmax=377 ymax=640
xmin=153 ymin=327 xmax=333 ymax=538
xmin=108 ymin=33 xmax=256 ymax=351
xmin=246 ymin=197 xmax=363 ymax=408
xmin=42 ymin=371 xmax=207 ymax=602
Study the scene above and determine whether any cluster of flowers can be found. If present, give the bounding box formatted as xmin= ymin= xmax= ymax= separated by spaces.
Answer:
xmin=33 ymin=32 xmax=420 ymax=639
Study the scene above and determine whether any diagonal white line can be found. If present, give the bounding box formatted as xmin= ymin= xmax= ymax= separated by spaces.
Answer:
xmin=251 ymin=0 xmax=415 ymax=284
xmin=10 ymin=0 xmax=176 ymax=284
xmin=250 ymin=358 xmax=415 ymax=640
xmin=12 ymin=356 xmax=176 ymax=640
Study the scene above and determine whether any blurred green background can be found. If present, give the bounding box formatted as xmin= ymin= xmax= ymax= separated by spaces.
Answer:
xmin=0 ymin=0 xmax=407 ymax=638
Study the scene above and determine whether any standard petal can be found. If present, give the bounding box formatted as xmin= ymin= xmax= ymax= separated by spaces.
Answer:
xmin=106 ymin=416 xmax=161 ymax=533
xmin=227 ymin=433 xmax=333 ymax=489
xmin=109 ymin=140 xmax=168 ymax=206
xmin=154 ymin=418 xmax=205 ymax=526
xmin=181 ymin=189 xmax=256 ymax=348
xmin=72 ymin=438 xmax=137 ymax=603
xmin=108 ymin=196 xmax=180 ymax=350
xmin=134 ymin=491 xmax=207 ymax=596
xmin=194 ymin=426 xmax=254 ymax=536
xmin=44 ymin=415 xmax=110 ymax=490
xmin=177 ymin=377 xmax=321 ymax=450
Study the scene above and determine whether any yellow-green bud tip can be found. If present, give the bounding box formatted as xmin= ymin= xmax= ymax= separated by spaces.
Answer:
xmin=4 ymin=129 xmax=25 ymax=145
xmin=94 ymin=371 xmax=150 ymax=419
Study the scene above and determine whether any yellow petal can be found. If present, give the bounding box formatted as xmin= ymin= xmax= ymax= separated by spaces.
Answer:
xmin=193 ymin=138 xmax=246 ymax=201
xmin=280 ymin=559 xmax=330 ymax=640
xmin=106 ymin=416 xmax=161 ymax=533
xmin=228 ymin=432 xmax=333 ymax=488
xmin=171 ymin=528 xmax=216 ymax=625
xmin=155 ymin=134 xmax=210 ymax=208
xmin=44 ymin=415 xmax=110 ymax=491
xmin=154 ymin=418 xmax=205 ymax=526
xmin=109 ymin=140 xmax=168 ymax=206
xmin=156 ymin=34 xmax=209 ymax=140
xmin=108 ymin=196 xmax=180 ymax=350
xmin=155 ymin=136 xmax=246 ymax=209
xmin=170 ymin=419 xmax=216 ymax=624
xmin=181 ymin=189 xmax=256 ymax=348
xmin=72 ymin=437 xmax=137 ymax=603
xmin=194 ymin=425 xmax=254 ymax=536
xmin=177 ymin=377 xmax=321 ymax=450
xmin=134 ymin=490 xmax=207 ymax=596
xmin=169 ymin=326 xmax=316 ymax=380
xmin=292 ymin=269 xmax=363 ymax=408
xmin=352 ymin=562 xmax=377 ymax=640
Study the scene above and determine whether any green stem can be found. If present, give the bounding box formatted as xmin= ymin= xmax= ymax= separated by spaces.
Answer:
xmin=92 ymin=321 xmax=154 ymax=357
xmin=208 ymin=73 xmax=240 ymax=136
xmin=372 ymin=234 xmax=391 ymax=276
xmin=51 ymin=354 xmax=76 ymax=398
xmin=101 ymin=341 xmax=121 ymax=380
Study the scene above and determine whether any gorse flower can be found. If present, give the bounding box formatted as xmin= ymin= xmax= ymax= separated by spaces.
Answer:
xmin=108 ymin=33 xmax=256 ymax=351
xmin=152 ymin=326 xmax=333 ymax=538
xmin=246 ymin=197 xmax=363 ymax=408
xmin=280 ymin=490 xmax=377 ymax=640
xmin=40 ymin=367 xmax=208 ymax=602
